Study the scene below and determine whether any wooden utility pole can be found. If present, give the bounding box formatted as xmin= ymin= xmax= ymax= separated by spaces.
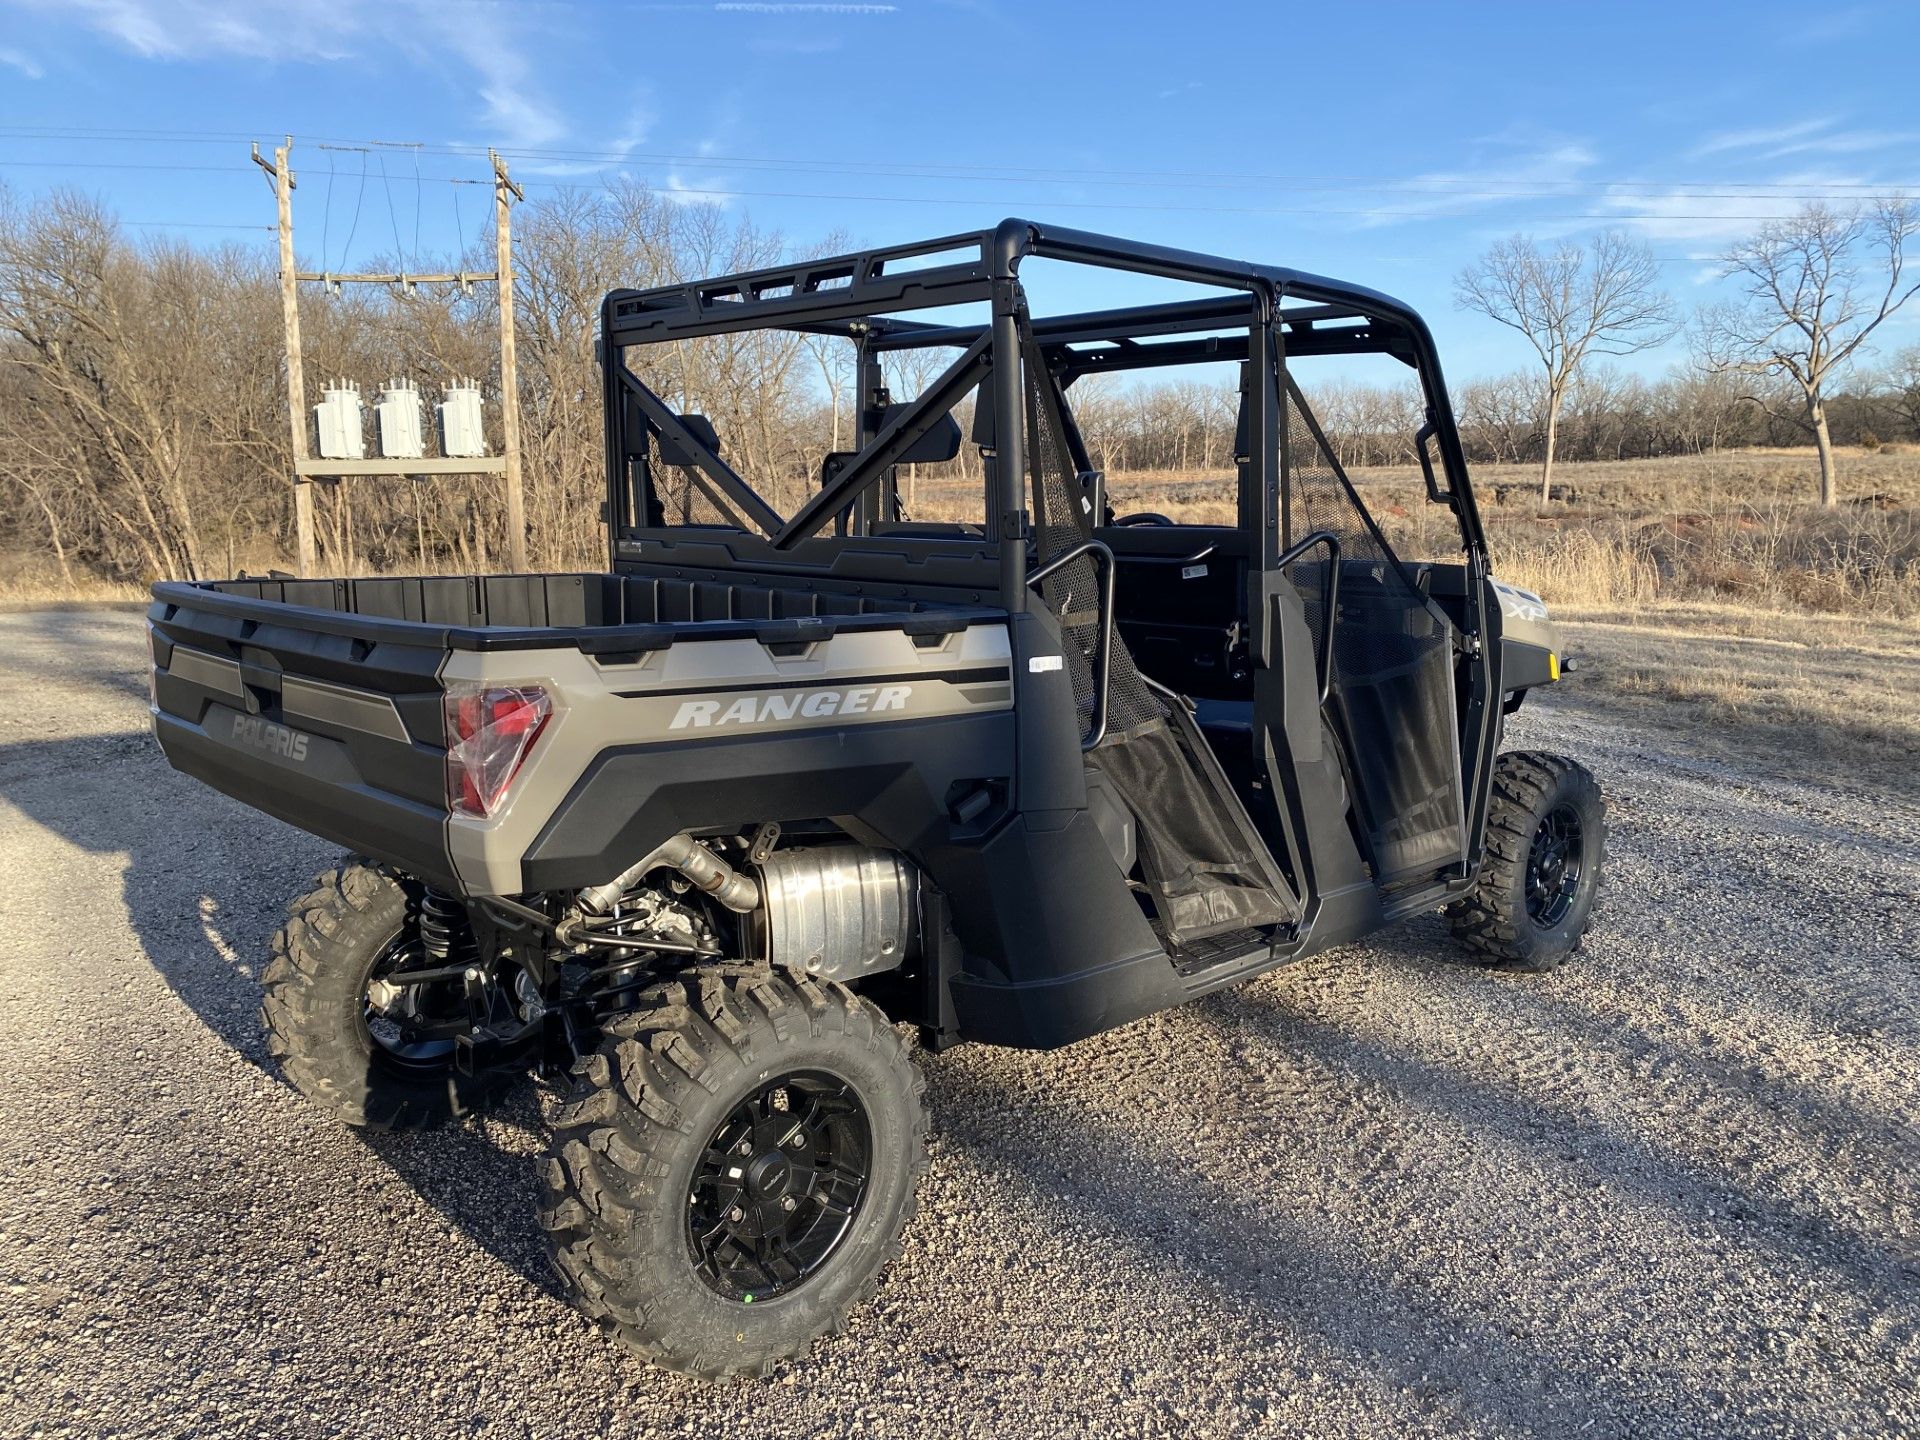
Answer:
xmin=492 ymin=150 xmax=529 ymax=572
xmin=254 ymin=139 xmax=525 ymax=576
xmin=256 ymin=139 xmax=316 ymax=573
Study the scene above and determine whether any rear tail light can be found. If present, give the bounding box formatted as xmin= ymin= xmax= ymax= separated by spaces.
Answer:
xmin=445 ymin=683 xmax=551 ymax=819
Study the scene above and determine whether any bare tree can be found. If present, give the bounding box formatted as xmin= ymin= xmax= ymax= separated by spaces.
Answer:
xmin=1698 ymin=201 xmax=1920 ymax=504
xmin=1888 ymin=345 xmax=1920 ymax=440
xmin=804 ymin=334 xmax=853 ymax=452
xmin=1060 ymin=373 xmax=1130 ymax=477
xmin=1454 ymin=369 xmax=1542 ymax=465
xmin=1456 ymin=230 xmax=1676 ymax=502
xmin=21 ymin=172 xmax=1920 ymax=597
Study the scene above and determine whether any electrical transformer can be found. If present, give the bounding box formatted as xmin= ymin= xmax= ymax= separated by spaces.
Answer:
xmin=313 ymin=382 xmax=365 ymax=461
xmin=437 ymin=379 xmax=489 ymax=459
xmin=375 ymin=378 xmax=425 ymax=460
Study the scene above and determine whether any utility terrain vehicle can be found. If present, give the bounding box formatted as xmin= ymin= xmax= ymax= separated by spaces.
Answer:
xmin=148 ymin=220 xmax=1604 ymax=1377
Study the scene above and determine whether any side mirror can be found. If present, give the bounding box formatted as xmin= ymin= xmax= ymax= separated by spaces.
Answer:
xmin=969 ymin=381 xmax=996 ymax=449
xmin=895 ymin=411 xmax=963 ymax=466
xmin=656 ymin=414 xmax=721 ymax=467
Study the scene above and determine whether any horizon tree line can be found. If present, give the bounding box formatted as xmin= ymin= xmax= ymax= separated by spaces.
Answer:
xmin=1 ymin=180 xmax=1916 ymax=586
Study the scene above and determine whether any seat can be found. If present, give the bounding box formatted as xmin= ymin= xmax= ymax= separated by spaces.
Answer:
xmin=1189 ymin=696 xmax=1348 ymax=876
xmin=1191 ymin=698 xmax=1253 ymax=735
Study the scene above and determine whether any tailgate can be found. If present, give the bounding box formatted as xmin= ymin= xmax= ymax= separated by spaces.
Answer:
xmin=147 ymin=587 xmax=457 ymax=888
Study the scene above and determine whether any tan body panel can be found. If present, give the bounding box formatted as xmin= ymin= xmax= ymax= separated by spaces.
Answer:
xmin=444 ymin=620 xmax=1014 ymax=895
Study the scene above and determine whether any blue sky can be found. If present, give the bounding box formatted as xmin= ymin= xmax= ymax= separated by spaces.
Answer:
xmin=1 ymin=0 xmax=1917 ymax=381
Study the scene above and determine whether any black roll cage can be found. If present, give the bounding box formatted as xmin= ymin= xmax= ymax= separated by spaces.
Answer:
xmin=599 ymin=218 xmax=1505 ymax=886
xmin=600 ymin=218 xmax=1489 ymax=586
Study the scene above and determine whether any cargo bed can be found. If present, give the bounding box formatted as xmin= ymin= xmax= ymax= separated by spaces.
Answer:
xmin=179 ymin=569 xmax=989 ymax=649
xmin=147 ymin=571 xmax=1007 ymax=892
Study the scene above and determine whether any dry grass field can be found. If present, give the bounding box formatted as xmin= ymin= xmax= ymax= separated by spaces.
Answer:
xmin=1548 ymin=603 xmax=1920 ymax=796
xmin=901 ymin=446 xmax=1920 ymax=785
xmin=9 ymin=446 xmax=1915 ymax=784
xmin=909 ymin=446 xmax=1920 ymax=616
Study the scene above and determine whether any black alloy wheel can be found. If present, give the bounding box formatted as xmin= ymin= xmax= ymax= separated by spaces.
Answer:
xmin=361 ymin=932 xmax=466 ymax=1071
xmin=540 ymin=966 xmax=928 ymax=1377
xmin=687 ymin=1071 xmax=872 ymax=1303
xmin=1524 ymin=802 xmax=1585 ymax=929
xmin=1447 ymin=752 xmax=1607 ymax=973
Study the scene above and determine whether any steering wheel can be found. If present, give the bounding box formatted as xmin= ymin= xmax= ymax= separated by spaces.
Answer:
xmin=1113 ymin=511 xmax=1176 ymax=527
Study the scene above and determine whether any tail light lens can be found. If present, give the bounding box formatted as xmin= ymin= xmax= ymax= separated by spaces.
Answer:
xmin=445 ymin=683 xmax=551 ymax=819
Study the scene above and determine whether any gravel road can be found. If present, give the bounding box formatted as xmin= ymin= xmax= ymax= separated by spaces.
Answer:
xmin=1 ymin=607 xmax=1915 ymax=1438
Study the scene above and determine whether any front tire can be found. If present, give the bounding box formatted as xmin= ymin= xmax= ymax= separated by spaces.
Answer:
xmin=539 ymin=966 xmax=928 ymax=1378
xmin=261 ymin=861 xmax=514 ymax=1130
xmin=1448 ymin=752 xmax=1607 ymax=972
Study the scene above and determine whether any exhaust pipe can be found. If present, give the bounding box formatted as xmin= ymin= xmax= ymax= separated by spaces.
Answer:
xmin=573 ymin=834 xmax=760 ymax=921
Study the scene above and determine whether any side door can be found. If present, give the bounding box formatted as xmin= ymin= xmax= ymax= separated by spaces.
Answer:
xmin=1259 ymin=377 xmax=1469 ymax=891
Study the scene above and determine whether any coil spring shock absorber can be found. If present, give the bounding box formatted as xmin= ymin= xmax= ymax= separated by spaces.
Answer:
xmin=417 ymin=886 xmax=478 ymax=967
xmin=417 ymin=886 xmax=500 ymax=1034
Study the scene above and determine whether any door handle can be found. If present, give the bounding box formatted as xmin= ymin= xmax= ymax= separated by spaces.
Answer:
xmin=1275 ymin=530 xmax=1341 ymax=705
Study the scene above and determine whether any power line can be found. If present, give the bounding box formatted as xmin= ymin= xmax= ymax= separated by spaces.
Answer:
xmin=412 ymin=148 xmax=423 ymax=269
xmin=0 ymin=125 xmax=1914 ymax=198
xmin=377 ymin=151 xmax=403 ymax=262
xmin=322 ymin=151 xmax=334 ymax=271
xmin=0 ymin=156 xmax=1892 ymax=223
xmin=341 ymin=153 xmax=367 ymax=268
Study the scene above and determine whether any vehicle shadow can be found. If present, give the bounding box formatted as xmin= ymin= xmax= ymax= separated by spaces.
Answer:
xmin=0 ymin=720 xmax=571 ymax=1304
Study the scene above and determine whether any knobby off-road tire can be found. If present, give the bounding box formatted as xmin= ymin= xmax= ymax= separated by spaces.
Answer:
xmin=539 ymin=966 xmax=928 ymax=1379
xmin=261 ymin=860 xmax=513 ymax=1130
xmin=1448 ymin=751 xmax=1607 ymax=973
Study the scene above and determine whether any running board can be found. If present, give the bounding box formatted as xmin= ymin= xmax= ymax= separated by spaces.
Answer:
xmin=1169 ymin=925 xmax=1285 ymax=979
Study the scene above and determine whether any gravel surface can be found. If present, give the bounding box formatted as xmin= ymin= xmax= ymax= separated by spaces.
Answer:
xmin=0 ymin=607 xmax=1915 ymax=1438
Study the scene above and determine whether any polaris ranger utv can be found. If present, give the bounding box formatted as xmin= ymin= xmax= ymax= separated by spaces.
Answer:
xmin=147 ymin=220 xmax=1604 ymax=1377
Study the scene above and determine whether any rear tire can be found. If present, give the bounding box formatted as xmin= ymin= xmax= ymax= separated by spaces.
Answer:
xmin=1448 ymin=752 xmax=1606 ymax=973
xmin=261 ymin=860 xmax=514 ymax=1130
xmin=539 ymin=965 xmax=928 ymax=1378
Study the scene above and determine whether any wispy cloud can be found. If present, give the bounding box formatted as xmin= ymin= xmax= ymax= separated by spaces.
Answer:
xmin=1785 ymin=4 xmax=1878 ymax=44
xmin=1761 ymin=129 xmax=1920 ymax=159
xmin=1688 ymin=117 xmax=1838 ymax=159
xmin=714 ymin=3 xmax=895 ymax=12
xmin=515 ymin=104 xmax=657 ymax=177
xmin=8 ymin=0 xmax=571 ymax=149
xmin=1596 ymin=171 xmax=1868 ymax=243
xmin=663 ymin=171 xmax=736 ymax=206
xmin=1688 ymin=115 xmax=1920 ymax=163
xmin=416 ymin=3 xmax=567 ymax=150
xmin=1356 ymin=138 xmax=1600 ymax=229
xmin=0 ymin=46 xmax=44 ymax=78
xmin=14 ymin=0 xmax=321 ymax=59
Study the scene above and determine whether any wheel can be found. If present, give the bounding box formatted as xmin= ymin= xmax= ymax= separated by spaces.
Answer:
xmin=539 ymin=965 xmax=928 ymax=1378
xmin=261 ymin=860 xmax=515 ymax=1130
xmin=1447 ymin=752 xmax=1607 ymax=973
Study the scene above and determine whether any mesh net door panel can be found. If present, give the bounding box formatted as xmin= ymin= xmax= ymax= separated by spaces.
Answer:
xmin=1282 ymin=380 xmax=1465 ymax=883
xmin=1028 ymin=360 xmax=1297 ymax=944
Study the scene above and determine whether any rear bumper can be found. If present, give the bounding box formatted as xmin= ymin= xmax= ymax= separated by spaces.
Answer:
xmin=153 ymin=707 xmax=456 ymax=888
